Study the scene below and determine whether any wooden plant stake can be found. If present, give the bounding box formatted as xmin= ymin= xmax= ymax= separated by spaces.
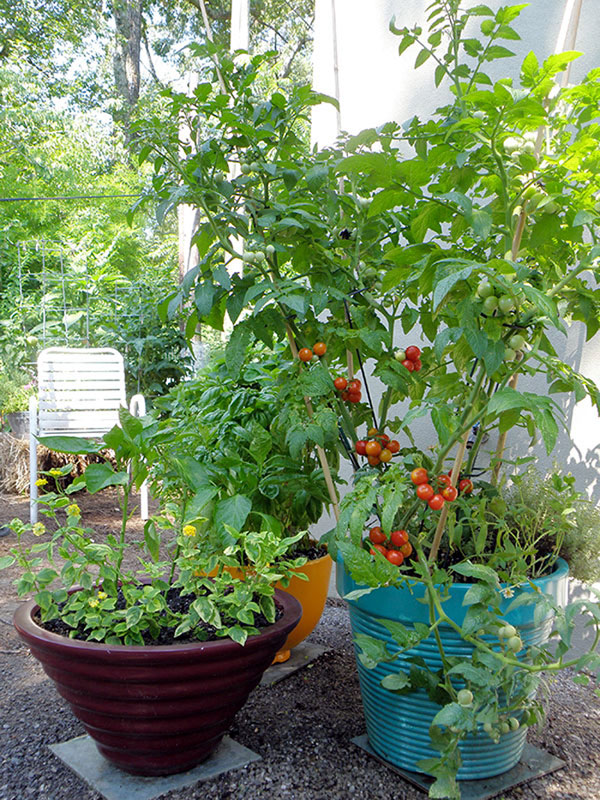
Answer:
xmin=285 ymin=323 xmax=340 ymax=521
xmin=429 ymin=430 xmax=470 ymax=563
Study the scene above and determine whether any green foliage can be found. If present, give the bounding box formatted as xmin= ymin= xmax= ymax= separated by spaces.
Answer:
xmin=2 ymin=408 xmax=303 ymax=645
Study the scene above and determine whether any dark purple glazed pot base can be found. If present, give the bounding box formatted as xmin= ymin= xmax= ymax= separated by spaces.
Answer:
xmin=14 ymin=589 xmax=301 ymax=776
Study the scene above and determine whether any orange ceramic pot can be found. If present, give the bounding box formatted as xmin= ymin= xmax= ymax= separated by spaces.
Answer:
xmin=272 ymin=551 xmax=332 ymax=663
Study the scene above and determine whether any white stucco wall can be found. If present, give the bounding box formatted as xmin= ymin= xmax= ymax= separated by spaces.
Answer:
xmin=310 ymin=0 xmax=600 ymax=530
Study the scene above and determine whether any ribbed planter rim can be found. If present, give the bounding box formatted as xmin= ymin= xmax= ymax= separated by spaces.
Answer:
xmin=14 ymin=587 xmax=302 ymax=661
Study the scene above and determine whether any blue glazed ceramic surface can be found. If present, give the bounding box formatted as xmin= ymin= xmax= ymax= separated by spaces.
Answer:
xmin=337 ymin=556 xmax=569 ymax=779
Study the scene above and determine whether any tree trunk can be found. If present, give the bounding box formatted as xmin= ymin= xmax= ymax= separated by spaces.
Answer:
xmin=112 ymin=0 xmax=142 ymax=111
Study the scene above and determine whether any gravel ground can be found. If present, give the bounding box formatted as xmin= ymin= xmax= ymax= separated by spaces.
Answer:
xmin=1 ymin=493 xmax=599 ymax=800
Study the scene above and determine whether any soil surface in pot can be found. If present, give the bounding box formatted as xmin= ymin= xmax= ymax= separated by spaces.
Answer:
xmin=1 ymin=491 xmax=599 ymax=800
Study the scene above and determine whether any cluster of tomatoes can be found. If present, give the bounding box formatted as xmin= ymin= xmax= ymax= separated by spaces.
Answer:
xmin=298 ymin=342 xmax=327 ymax=362
xmin=394 ymin=345 xmax=422 ymax=372
xmin=333 ymin=375 xmax=362 ymax=403
xmin=368 ymin=526 xmax=413 ymax=566
xmin=410 ymin=467 xmax=473 ymax=510
xmin=355 ymin=428 xmax=400 ymax=466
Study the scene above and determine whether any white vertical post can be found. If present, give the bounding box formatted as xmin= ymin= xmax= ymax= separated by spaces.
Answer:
xmin=29 ymin=395 xmax=39 ymax=524
xmin=230 ymin=0 xmax=250 ymax=53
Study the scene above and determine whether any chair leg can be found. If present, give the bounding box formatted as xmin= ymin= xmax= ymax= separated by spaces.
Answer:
xmin=30 ymin=438 xmax=38 ymax=524
xmin=140 ymin=481 xmax=149 ymax=521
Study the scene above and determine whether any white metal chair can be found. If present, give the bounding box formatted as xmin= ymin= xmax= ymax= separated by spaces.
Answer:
xmin=29 ymin=347 xmax=148 ymax=523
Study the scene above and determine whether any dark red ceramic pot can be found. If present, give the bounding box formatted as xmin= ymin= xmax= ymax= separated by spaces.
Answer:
xmin=14 ymin=589 xmax=301 ymax=776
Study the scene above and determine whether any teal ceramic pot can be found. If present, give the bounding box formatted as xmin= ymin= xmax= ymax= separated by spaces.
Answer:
xmin=337 ymin=556 xmax=569 ymax=780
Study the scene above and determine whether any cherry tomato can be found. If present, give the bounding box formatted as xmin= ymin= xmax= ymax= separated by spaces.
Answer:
xmin=367 ymin=454 xmax=381 ymax=466
xmin=298 ymin=348 xmax=313 ymax=362
xmin=367 ymin=427 xmax=379 ymax=437
xmin=428 ymin=494 xmax=445 ymax=510
xmin=370 ymin=544 xmax=388 ymax=557
xmin=387 ymin=439 xmax=400 ymax=454
xmin=313 ymin=341 xmax=327 ymax=357
xmin=459 ymin=478 xmax=474 ymax=494
xmin=412 ymin=359 xmax=422 ymax=372
xmin=390 ymin=529 xmax=409 ymax=548
xmin=355 ymin=440 xmax=368 ymax=455
xmin=405 ymin=345 xmax=421 ymax=362
xmin=437 ymin=474 xmax=452 ymax=489
xmin=379 ymin=433 xmax=390 ymax=446
xmin=348 ymin=391 xmax=362 ymax=403
xmin=379 ymin=448 xmax=393 ymax=463
xmin=333 ymin=376 xmax=347 ymax=391
xmin=442 ymin=485 xmax=458 ymax=502
xmin=366 ymin=441 xmax=382 ymax=457
xmin=411 ymin=467 xmax=429 ymax=485
xmin=400 ymin=541 xmax=413 ymax=558
xmin=416 ymin=483 xmax=434 ymax=501
xmin=402 ymin=359 xmax=415 ymax=372
xmin=369 ymin=526 xmax=386 ymax=545
xmin=348 ymin=379 xmax=361 ymax=392
xmin=386 ymin=550 xmax=404 ymax=566
xmin=340 ymin=390 xmax=350 ymax=401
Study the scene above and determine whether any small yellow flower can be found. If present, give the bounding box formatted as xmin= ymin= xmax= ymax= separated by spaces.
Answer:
xmin=183 ymin=524 xmax=197 ymax=537
xmin=88 ymin=598 xmax=99 ymax=608
xmin=49 ymin=469 xmax=62 ymax=477
xmin=35 ymin=478 xmax=48 ymax=487
xmin=97 ymin=591 xmax=107 ymax=600
xmin=32 ymin=522 xmax=46 ymax=537
xmin=67 ymin=504 xmax=81 ymax=517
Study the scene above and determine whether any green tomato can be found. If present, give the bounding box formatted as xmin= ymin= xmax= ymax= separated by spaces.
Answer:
xmin=499 ymin=722 xmax=510 ymax=735
xmin=509 ymin=333 xmax=526 ymax=351
xmin=507 ymin=635 xmax=523 ymax=652
xmin=250 ymin=161 xmax=260 ymax=172
xmin=243 ymin=251 xmax=255 ymax=263
xmin=394 ymin=349 xmax=406 ymax=363
xmin=457 ymin=689 xmax=474 ymax=707
xmin=499 ymin=624 xmax=517 ymax=639
xmin=482 ymin=295 xmax=499 ymax=314
xmin=477 ymin=280 xmax=494 ymax=298
xmin=509 ymin=717 xmax=520 ymax=731
xmin=504 ymin=347 xmax=516 ymax=362
xmin=483 ymin=722 xmax=494 ymax=735
xmin=543 ymin=200 xmax=559 ymax=214
xmin=503 ymin=136 xmax=521 ymax=154
xmin=498 ymin=295 xmax=515 ymax=314
xmin=265 ymin=244 xmax=275 ymax=256
xmin=240 ymin=163 xmax=251 ymax=175
xmin=254 ymin=250 xmax=266 ymax=262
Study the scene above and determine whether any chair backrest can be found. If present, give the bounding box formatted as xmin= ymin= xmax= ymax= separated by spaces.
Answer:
xmin=36 ymin=347 xmax=127 ymax=437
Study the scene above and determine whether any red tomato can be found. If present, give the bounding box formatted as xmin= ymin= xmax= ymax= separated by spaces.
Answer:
xmin=366 ymin=441 xmax=382 ymax=457
xmin=348 ymin=391 xmax=362 ymax=403
xmin=370 ymin=544 xmax=388 ymax=557
xmin=437 ymin=474 xmax=452 ymax=489
xmin=313 ymin=341 xmax=327 ymax=356
xmin=405 ymin=345 xmax=421 ymax=362
xmin=298 ymin=347 xmax=313 ymax=362
xmin=379 ymin=448 xmax=393 ymax=463
xmin=402 ymin=359 xmax=415 ymax=372
xmin=412 ymin=359 xmax=422 ymax=372
xmin=355 ymin=440 xmax=368 ymax=455
xmin=379 ymin=433 xmax=390 ymax=446
xmin=400 ymin=541 xmax=413 ymax=558
xmin=387 ymin=439 xmax=400 ymax=453
xmin=340 ymin=390 xmax=350 ymax=401
xmin=416 ymin=483 xmax=434 ymax=501
xmin=459 ymin=478 xmax=474 ymax=494
xmin=390 ymin=529 xmax=409 ymax=548
xmin=369 ymin=526 xmax=386 ymax=545
xmin=428 ymin=494 xmax=445 ymax=510
xmin=333 ymin=376 xmax=347 ymax=391
xmin=411 ymin=467 xmax=429 ymax=485
xmin=442 ymin=486 xmax=458 ymax=502
xmin=367 ymin=454 xmax=381 ymax=466
xmin=348 ymin=379 xmax=361 ymax=392
xmin=386 ymin=550 xmax=404 ymax=566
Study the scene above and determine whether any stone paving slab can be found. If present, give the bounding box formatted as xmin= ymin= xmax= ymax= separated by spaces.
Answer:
xmin=49 ymin=735 xmax=261 ymax=800
xmin=260 ymin=641 xmax=327 ymax=685
xmin=352 ymin=736 xmax=566 ymax=800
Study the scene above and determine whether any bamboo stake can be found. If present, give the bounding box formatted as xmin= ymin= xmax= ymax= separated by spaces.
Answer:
xmin=285 ymin=323 xmax=340 ymax=521
xmin=429 ymin=430 xmax=470 ymax=563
